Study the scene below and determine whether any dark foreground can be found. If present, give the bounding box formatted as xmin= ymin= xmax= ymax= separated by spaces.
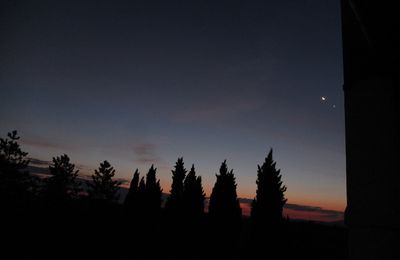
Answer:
xmin=3 ymin=202 xmax=347 ymax=260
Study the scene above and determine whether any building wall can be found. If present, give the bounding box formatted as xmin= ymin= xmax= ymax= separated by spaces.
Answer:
xmin=341 ymin=1 xmax=400 ymax=259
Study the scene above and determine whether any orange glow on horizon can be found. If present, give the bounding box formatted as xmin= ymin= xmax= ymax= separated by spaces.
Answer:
xmin=240 ymin=203 xmax=343 ymax=222
xmin=121 ymin=176 xmax=344 ymax=223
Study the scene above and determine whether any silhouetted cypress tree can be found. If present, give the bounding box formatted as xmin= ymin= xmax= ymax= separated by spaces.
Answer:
xmin=0 ymin=130 xmax=32 ymax=206
xmin=44 ymin=154 xmax=80 ymax=203
xmin=209 ymin=160 xmax=241 ymax=223
xmin=251 ymin=149 xmax=287 ymax=225
xmin=208 ymin=160 xmax=241 ymax=257
xmin=137 ymin=176 xmax=146 ymax=213
xmin=178 ymin=164 xmax=206 ymax=259
xmin=183 ymin=164 xmax=205 ymax=218
xmin=165 ymin=157 xmax=187 ymax=215
xmin=138 ymin=176 xmax=146 ymax=193
xmin=124 ymin=169 xmax=140 ymax=212
xmin=87 ymin=160 xmax=121 ymax=202
xmin=127 ymin=168 xmax=162 ymax=259
xmin=144 ymin=164 xmax=162 ymax=215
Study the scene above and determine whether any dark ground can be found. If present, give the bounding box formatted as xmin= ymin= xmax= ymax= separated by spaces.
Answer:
xmin=3 ymin=202 xmax=348 ymax=260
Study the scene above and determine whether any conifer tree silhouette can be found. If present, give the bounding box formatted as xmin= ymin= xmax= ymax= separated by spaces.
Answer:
xmin=124 ymin=167 xmax=162 ymax=259
xmin=137 ymin=176 xmax=146 ymax=213
xmin=251 ymin=149 xmax=287 ymax=225
xmin=208 ymin=160 xmax=242 ymax=257
xmin=124 ymin=169 xmax=140 ymax=213
xmin=209 ymin=160 xmax=241 ymax=223
xmin=87 ymin=160 xmax=121 ymax=202
xmin=138 ymin=176 xmax=146 ymax=194
xmin=165 ymin=157 xmax=187 ymax=215
xmin=0 ymin=130 xmax=32 ymax=206
xmin=183 ymin=164 xmax=205 ymax=218
xmin=44 ymin=154 xmax=80 ymax=203
xmin=176 ymin=164 xmax=206 ymax=259
xmin=144 ymin=164 xmax=162 ymax=216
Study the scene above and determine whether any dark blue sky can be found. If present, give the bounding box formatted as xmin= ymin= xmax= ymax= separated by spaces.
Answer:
xmin=1 ymin=0 xmax=345 ymax=210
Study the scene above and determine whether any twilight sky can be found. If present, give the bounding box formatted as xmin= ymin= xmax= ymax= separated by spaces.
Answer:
xmin=0 ymin=0 xmax=345 ymax=217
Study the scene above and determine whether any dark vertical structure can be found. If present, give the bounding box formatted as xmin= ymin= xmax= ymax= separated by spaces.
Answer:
xmin=341 ymin=1 xmax=400 ymax=259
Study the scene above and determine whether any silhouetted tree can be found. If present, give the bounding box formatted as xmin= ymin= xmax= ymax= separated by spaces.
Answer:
xmin=208 ymin=160 xmax=242 ymax=257
xmin=172 ymin=164 xmax=206 ymax=259
xmin=124 ymin=169 xmax=140 ymax=213
xmin=183 ymin=164 xmax=205 ymax=218
xmin=165 ymin=157 xmax=187 ymax=215
xmin=144 ymin=164 xmax=162 ymax=216
xmin=0 ymin=130 xmax=32 ymax=207
xmin=137 ymin=176 xmax=146 ymax=213
xmin=122 ymin=167 xmax=163 ymax=259
xmin=251 ymin=149 xmax=287 ymax=225
xmin=44 ymin=154 xmax=80 ymax=203
xmin=87 ymin=160 xmax=121 ymax=202
xmin=209 ymin=160 xmax=241 ymax=223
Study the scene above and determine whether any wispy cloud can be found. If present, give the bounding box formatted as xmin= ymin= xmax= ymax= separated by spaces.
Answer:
xmin=26 ymin=165 xmax=50 ymax=176
xmin=27 ymin=157 xmax=92 ymax=176
xmin=237 ymin=197 xmax=344 ymax=222
xmin=132 ymin=142 xmax=160 ymax=164
xmin=28 ymin=157 xmax=51 ymax=166
xmin=285 ymin=203 xmax=343 ymax=216
xmin=22 ymin=136 xmax=73 ymax=150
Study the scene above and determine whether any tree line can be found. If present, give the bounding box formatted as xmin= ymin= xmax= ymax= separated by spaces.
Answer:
xmin=0 ymin=130 xmax=288 ymax=259
xmin=0 ymin=130 xmax=287 ymax=223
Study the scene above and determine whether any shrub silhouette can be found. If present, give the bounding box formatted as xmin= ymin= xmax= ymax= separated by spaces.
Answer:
xmin=87 ymin=160 xmax=121 ymax=202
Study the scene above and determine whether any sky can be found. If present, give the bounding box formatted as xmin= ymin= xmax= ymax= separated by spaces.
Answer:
xmin=0 ymin=0 xmax=345 ymax=221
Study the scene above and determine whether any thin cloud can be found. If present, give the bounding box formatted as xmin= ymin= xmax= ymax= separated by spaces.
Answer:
xmin=28 ymin=157 xmax=51 ymax=166
xmin=27 ymin=157 xmax=92 ymax=176
xmin=26 ymin=165 xmax=50 ymax=176
xmin=285 ymin=203 xmax=343 ymax=215
xmin=132 ymin=142 xmax=160 ymax=164
xmin=238 ymin=197 xmax=344 ymax=221
xmin=22 ymin=136 xmax=74 ymax=150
